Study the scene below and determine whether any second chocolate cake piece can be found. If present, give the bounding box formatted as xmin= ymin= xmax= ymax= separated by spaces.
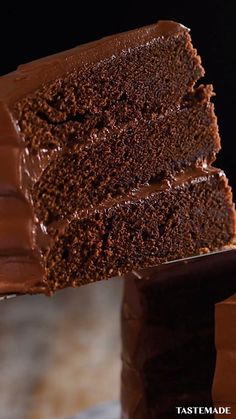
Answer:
xmin=212 ymin=293 xmax=236 ymax=416
xmin=121 ymin=250 xmax=236 ymax=419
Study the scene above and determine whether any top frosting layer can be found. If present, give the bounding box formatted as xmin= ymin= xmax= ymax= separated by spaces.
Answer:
xmin=0 ymin=21 xmax=188 ymax=104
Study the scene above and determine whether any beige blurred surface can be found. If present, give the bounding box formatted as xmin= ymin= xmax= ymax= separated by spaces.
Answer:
xmin=0 ymin=278 xmax=123 ymax=419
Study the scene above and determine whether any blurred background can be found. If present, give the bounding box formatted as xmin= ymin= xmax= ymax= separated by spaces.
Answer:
xmin=0 ymin=1 xmax=235 ymax=418
xmin=0 ymin=280 xmax=123 ymax=419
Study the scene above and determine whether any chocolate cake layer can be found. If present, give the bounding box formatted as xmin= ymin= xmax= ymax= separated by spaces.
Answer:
xmin=0 ymin=164 xmax=234 ymax=295
xmin=44 ymin=167 xmax=235 ymax=292
xmin=1 ymin=21 xmax=203 ymax=109
xmin=121 ymin=250 xmax=236 ymax=419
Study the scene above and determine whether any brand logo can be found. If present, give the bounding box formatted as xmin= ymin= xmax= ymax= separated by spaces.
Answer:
xmin=176 ymin=407 xmax=231 ymax=415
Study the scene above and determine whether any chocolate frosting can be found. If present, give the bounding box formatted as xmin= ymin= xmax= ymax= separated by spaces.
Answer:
xmin=68 ymin=166 xmax=226 ymax=222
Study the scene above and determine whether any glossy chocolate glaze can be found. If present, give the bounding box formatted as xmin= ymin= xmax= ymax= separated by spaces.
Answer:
xmin=124 ymin=249 xmax=236 ymax=319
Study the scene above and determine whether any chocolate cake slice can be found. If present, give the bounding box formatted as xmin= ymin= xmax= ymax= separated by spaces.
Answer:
xmin=0 ymin=20 xmax=234 ymax=294
xmin=121 ymin=250 xmax=236 ymax=418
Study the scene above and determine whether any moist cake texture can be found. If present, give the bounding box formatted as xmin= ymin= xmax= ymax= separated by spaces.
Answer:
xmin=121 ymin=250 xmax=236 ymax=418
xmin=31 ymin=84 xmax=220 ymax=224
xmin=46 ymin=167 xmax=234 ymax=291
xmin=0 ymin=20 xmax=234 ymax=294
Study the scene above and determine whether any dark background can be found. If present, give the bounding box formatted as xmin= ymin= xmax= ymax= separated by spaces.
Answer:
xmin=1 ymin=1 xmax=235 ymax=190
